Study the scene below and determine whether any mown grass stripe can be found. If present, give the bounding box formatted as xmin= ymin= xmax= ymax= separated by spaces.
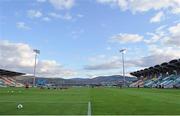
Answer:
xmin=87 ymin=101 xmax=91 ymax=116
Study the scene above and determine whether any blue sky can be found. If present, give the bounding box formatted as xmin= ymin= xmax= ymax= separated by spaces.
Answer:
xmin=0 ymin=0 xmax=180 ymax=78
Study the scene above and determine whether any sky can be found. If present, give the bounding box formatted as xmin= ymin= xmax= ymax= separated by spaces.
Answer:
xmin=0 ymin=0 xmax=180 ymax=78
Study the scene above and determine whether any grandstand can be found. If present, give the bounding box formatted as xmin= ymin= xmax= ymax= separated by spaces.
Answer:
xmin=130 ymin=59 xmax=180 ymax=88
xmin=0 ymin=69 xmax=25 ymax=87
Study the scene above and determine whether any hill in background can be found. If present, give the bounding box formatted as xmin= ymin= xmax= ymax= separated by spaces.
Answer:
xmin=17 ymin=75 xmax=137 ymax=86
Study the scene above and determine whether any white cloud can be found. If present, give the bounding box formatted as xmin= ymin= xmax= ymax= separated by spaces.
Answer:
xmin=27 ymin=10 xmax=43 ymax=19
xmin=85 ymin=23 xmax=180 ymax=71
xmin=144 ymin=33 xmax=161 ymax=44
xmin=71 ymin=29 xmax=84 ymax=39
xmin=48 ymin=12 xmax=72 ymax=20
xmin=77 ymin=14 xmax=84 ymax=18
xmin=168 ymin=23 xmax=180 ymax=37
xmin=86 ymin=23 xmax=180 ymax=75
xmin=129 ymin=24 xmax=180 ymax=67
xmin=0 ymin=40 xmax=35 ymax=68
xmin=84 ymin=61 xmax=121 ymax=70
xmin=150 ymin=11 xmax=165 ymax=23
xmin=84 ymin=55 xmax=121 ymax=70
xmin=171 ymin=7 xmax=180 ymax=14
xmin=97 ymin=0 xmax=180 ymax=23
xmin=143 ymin=25 xmax=168 ymax=44
xmin=128 ymin=0 xmax=172 ymax=13
xmin=0 ymin=40 xmax=76 ymax=78
xmin=97 ymin=0 xmax=180 ymax=13
xmin=37 ymin=0 xmax=46 ymax=2
xmin=37 ymin=60 xmax=76 ymax=77
xmin=132 ymin=45 xmax=180 ymax=67
xmin=132 ymin=24 xmax=180 ymax=68
xmin=84 ymin=24 xmax=180 ymax=75
xmin=49 ymin=0 xmax=74 ymax=10
xmin=84 ymin=45 xmax=180 ymax=71
xmin=84 ymin=55 xmax=136 ymax=70
xmin=164 ymin=23 xmax=180 ymax=45
xmin=42 ymin=17 xmax=51 ymax=21
xmin=111 ymin=33 xmax=143 ymax=43
xmin=49 ymin=12 xmax=61 ymax=18
xmin=97 ymin=0 xmax=118 ymax=5
xmin=16 ymin=22 xmax=31 ymax=30
xmin=143 ymin=25 xmax=167 ymax=44
xmin=117 ymin=0 xmax=128 ymax=10
xmin=62 ymin=13 xmax=72 ymax=20
xmin=106 ymin=46 xmax=112 ymax=50
xmin=97 ymin=0 xmax=128 ymax=10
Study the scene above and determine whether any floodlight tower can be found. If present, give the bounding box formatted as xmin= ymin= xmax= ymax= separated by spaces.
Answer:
xmin=33 ymin=49 xmax=40 ymax=87
xmin=119 ymin=49 xmax=126 ymax=87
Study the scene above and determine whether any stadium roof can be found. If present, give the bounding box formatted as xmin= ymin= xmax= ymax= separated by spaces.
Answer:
xmin=130 ymin=59 xmax=180 ymax=77
xmin=0 ymin=69 xmax=25 ymax=77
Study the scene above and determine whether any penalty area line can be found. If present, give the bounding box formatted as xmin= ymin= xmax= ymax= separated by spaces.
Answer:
xmin=87 ymin=101 xmax=91 ymax=116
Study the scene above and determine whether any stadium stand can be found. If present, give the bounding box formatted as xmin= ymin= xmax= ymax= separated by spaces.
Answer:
xmin=0 ymin=69 xmax=25 ymax=87
xmin=130 ymin=59 xmax=180 ymax=88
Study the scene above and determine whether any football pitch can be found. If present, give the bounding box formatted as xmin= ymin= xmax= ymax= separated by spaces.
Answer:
xmin=0 ymin=87 xmax=180 ymax=115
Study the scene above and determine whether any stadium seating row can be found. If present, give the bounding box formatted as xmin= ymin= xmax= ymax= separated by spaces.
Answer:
xmin=0 ymin=77 xmax=24 ymax=87
xmin=130 ymin=74 xmax=180 ymax=88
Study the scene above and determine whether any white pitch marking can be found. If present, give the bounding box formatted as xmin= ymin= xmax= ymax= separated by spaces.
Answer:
xmin=87 ymin=101 xmax=91 ymax=116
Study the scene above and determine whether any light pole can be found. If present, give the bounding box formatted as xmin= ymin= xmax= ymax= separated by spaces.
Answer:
xmin=119 ymin=49 xmax=126 ymax=87
xmin=33 ymin=49 xmax=40 ymax=87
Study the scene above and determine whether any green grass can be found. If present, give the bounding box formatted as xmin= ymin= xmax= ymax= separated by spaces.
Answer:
xmin=0 ymin=87 xmax=180 ymax=115
xmin=0 ymin=87 xmax=89 ymax=115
